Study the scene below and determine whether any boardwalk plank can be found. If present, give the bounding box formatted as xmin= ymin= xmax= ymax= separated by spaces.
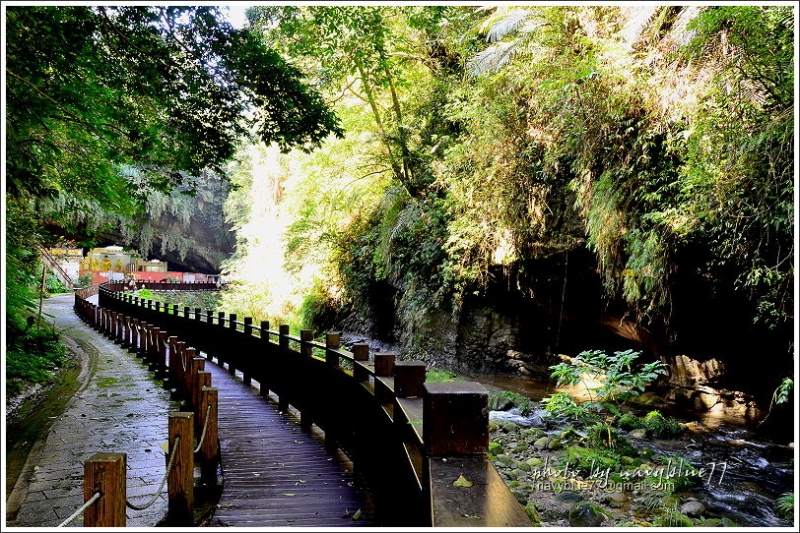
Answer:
xmin=202 ymin=359 xmax=373 ymax=527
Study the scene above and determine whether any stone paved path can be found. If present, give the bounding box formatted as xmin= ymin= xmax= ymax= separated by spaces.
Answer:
xmin=5 ymin=294 xmax=178 ymax=527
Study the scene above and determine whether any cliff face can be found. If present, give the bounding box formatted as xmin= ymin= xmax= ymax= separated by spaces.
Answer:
xmin=99 ymin=181 xmax=235 ymax=274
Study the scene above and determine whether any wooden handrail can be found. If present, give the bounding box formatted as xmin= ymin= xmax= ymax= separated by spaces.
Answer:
xmin=78 ymin=281 xmax=530 ymax=527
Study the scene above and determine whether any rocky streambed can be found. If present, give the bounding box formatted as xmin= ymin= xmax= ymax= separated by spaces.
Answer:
xmin=486 ymin=406 xmax=795 ymax=527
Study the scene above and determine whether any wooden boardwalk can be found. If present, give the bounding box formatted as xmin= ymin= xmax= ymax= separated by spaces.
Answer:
xmin=202 ymin=360 xmax=373 ymax=527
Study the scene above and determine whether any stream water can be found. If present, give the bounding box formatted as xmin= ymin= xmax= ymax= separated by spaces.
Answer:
xmin=476 ymin=374 xmax=795 ymax=527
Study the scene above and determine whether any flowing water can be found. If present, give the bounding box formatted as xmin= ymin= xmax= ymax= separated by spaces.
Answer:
xmin=475 ymin=374 xmax=795 ymax=527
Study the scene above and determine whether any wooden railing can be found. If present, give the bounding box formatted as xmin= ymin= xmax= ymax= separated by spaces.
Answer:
xmin=76 ymin=283 xmax=530 ymax=527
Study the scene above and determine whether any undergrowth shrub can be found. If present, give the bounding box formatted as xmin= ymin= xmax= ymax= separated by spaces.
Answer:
xmin=5 ymin=316 xmax=67 ymax=395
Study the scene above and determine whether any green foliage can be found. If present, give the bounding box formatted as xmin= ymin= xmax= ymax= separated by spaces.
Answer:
xmin=489 ymin=390 xmax=536 ymax=416
xmin=5 ymin=5 xmax=343 ymax=343
xmin=45 ymin=275 xmax=69 ymax=295
xmin=774 ymin=378 xmax=793 ymax=406
xmin=563 ymin=445 xmax=620 ymax=477
xmin=426 ymin=369 xmax=458 ymax=383
xmin=617 ymin=413 xmax=643 ymax=430
xmin=775 ymin=492 xmax=794 ymax=519
xmin=135 ymin=288 xmax=154 ymax=301
xmin=299 ymin=278 xmax=341 ymax=334
xmin=642 ymin=411 xmax=683 ymax=438
xmin=543 ymin=350 xmax=667 ymax=447
xmin=219 ymin=6 xmax=792 ymax=377
xmin=6 ymin=317 xmax=68 ymax=396
xmin=75 ymin=273 xmax=94 ymax=288
xmin=652 ymin=507 xmax=693 ymax=528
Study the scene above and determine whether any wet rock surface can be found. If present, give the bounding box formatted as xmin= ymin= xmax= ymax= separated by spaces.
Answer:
xmin=6 ymin=294 xmax=179 ymax=527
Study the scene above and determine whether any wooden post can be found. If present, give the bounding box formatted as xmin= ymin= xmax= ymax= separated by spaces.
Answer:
xmin=138 ymin=322 xmax=148 ymax=358
xmin=300 ymin=329 xmax=313 ymax=357
xmin=217 ymin=311 xmax=225 ymax=327
xmin=168 ymin=412 xmax=194 ymax=526
xmin=188 ymin=357 xmax=206 ymax=411
xmin=109 ymin=312 xmax=118 ymax=342
xmin=423 ymin=382 xmax=489 ymax=456
xmin=173 ymin=342 xmax=187 ymax=398
xmin=83 ymin=452 xmax=126 ymax=527
xmin=146 ymin=327 xmax=159 ymax=371
xmin=183 ymin=348 xmax=198 ymax=397
xmin=352 ymin=343 xmax=370 ymax=383
xmin=184 ymin=306 xmax=190 ymax=319
xmin=121 ymin=316 xmax=130 ymax=348
xmin=300 ymin=330 xmax=313 ymax=430
xmin=166 ymin=336 xmax=179 ymax=390
xmin=323 ymin=331 xmax=341 ymax=453
xmin=395 ymin=361 xmax=427 ymax=398
xmin=130 ymin=319 xmax=140 ymax=355
xmin=195 ymin=308 xmax=202 ymax=321
xmin=173 ymin=304 xmax=179 ymax=316
xmin=259 ymin=321 xmax=271 ymax=398
xmin=325 ymin=332 xmax=340 ymax=367
xmin=374 ymin=353 xmax=395 ymax=376
xmin=195 ymin=371 xmax=212 ymax=432
xmin=207 ymin=310 xmax=214 ymax=325
xmin=374 ymin=353 xmax=396 ymax=405
xmin=277 ymin=326 xmax=290 ymax=412
xmin=199 ymin=387 xmax=219 ymax=477
xmin=241 ymin=318 xmax=254 ymax=386
xmin=157 ymin=331 xmax=168 ymax=379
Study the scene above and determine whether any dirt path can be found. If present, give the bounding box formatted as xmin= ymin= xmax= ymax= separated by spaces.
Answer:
xmin=5 ymin=294 xmax=179 ymax=527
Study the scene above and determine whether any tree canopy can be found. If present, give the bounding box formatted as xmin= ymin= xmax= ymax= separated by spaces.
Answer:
xmin=220 ymin=5 xmax=793 ymax=370
xmin=5 ymin=5 xmax=343 ymax=316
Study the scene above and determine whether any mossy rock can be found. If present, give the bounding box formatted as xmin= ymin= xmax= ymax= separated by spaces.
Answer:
xmin=506 ymin=468 xmax=528 ymax=481
xmin=620 ymin=456 xmax=641 ymax=467
xmin=488 ymin=421 xmax=499 ymax=432
xmin=525 ymin=503 xmax=542 ymax=525
xmin=697 ymin=518 xmax=722 ymax=527
xmin=488 ymin=441 xmax=504 ymax=455
xmin=500 ymin=421 xmax=520 ymax=434
xmin=533 ymin=437 xmax=551 ymax=450
xmin=496 ymin=454 xmax=514 ymax=466
xmin=522 ymin=428 xmax=546 ymax=442
xmin=527 ymin=457 xmax=544 ymax=467
xmin=628 ymin=428 xmax=648 ymax=439
xmin=615 ymin=437 xmax=638 ymax=458
xmin=547 ymin=439 xmax=563 ymax=451
xmin=516 ymin=461 xmax=532 ymax=472
xmin=511 ymin=489 xmax=528 ymax=506
xmin=720 ymin=517 xmax=739 ymax=527
xmin=639 ymin=447 xmax=655 ymax=460
xmin=513 ymin=443 xmax=530 ymax=453
xmin=509 ymin=480 xmax=520 ymax=488
xmin=568 ymin=501 xmax=611 ymax=527
xmin=559 ymin=427 xmax=582 ymax=443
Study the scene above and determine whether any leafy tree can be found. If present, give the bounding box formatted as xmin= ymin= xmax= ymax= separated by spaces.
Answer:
xmin=247 ymin=5 xmax=464 ymax=197
xmin=5 ymin=5 xmax=342 ymax=392
xmin=5 ymin=5 xmax=342 ymax=292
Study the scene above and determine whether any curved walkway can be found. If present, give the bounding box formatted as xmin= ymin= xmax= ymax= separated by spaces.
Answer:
xmin=6 ymin=294 xmax=177 ymax=527
xmin=6 ymin=294 xmax=373 ymax=528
